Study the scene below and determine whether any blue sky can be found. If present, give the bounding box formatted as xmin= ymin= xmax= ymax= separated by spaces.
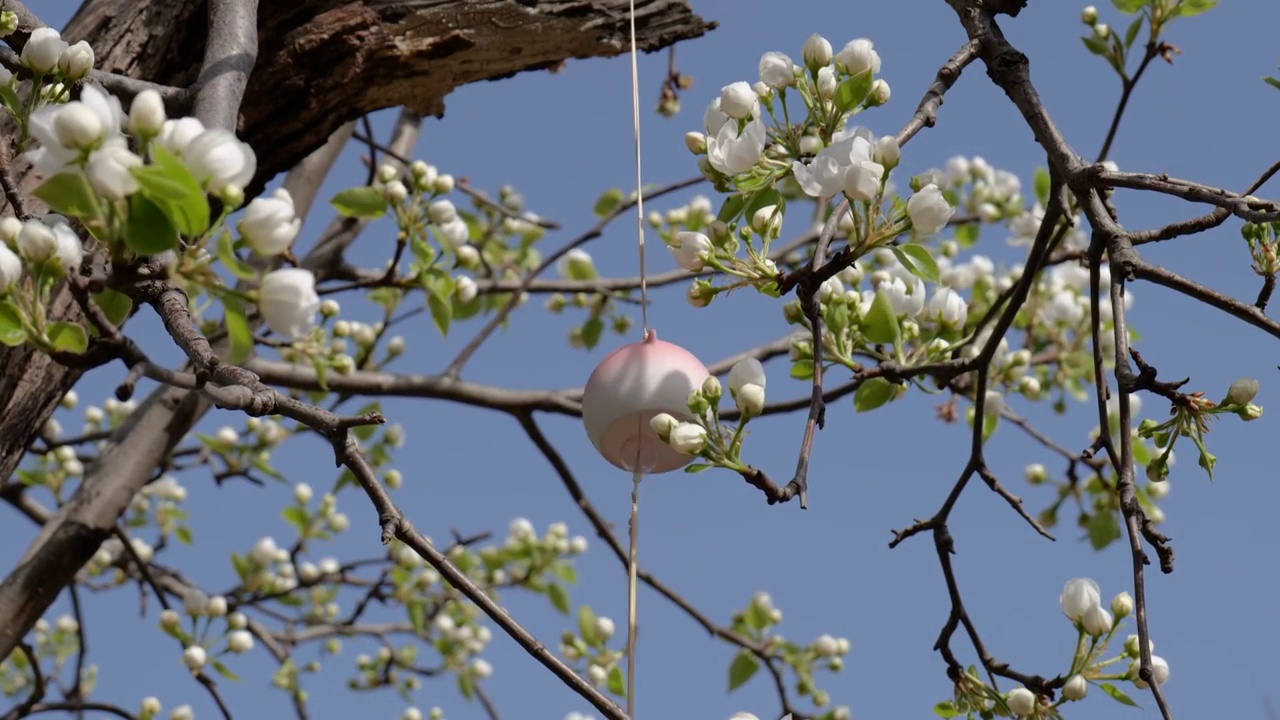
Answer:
xmin=7 ymin=1 xmax=1280 ymax=719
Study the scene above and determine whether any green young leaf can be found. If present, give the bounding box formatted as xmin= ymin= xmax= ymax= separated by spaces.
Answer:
xmin=593 ymin=188 xmax=624 ymax=218
xmin=853 ymin=377 xmax=895 ymax=412
xmin=427 ymin=291 xmax=452 ymax=336
xmin=210 ymin=659 xmax=240 ymax=682
xmin=1081 ymin=35 xmax=1111 ymax=57
xmin=954 ymin=221 xmax=979 ymax=247
xmin=407 ymin=600 xmax=427 ymax=635
xmin=1174 ymin=0 xmax=1216 ymax=16
xmin=1111 ymin=0 xmax=1145 ymax=13
xmin=1033 ymin=167 xmax=1051 ymax=206
xmin=47 ymin=321 xmax=88 ymax=354
xmin=0 ymin=85 xmax=21 ymax=118
xmin=789 ymin=359 xmax=814 ymax=380
xmin=34 ymin=173 xmax=99 ymax=219
xmin=124 ymin=193 xmax=180 ymax=255
xmin=216 ymin=229 xmax=258 ymax=280
xmin=281 ymin=506 xmax=308 ymax=532
xmin=1087 ymin=510 xmax=1122 ymax=550
xmin=175 ymin=526 xmax=194 ymax=545
xmin=861 ymin=290 xmax=900 ymax=345
xmin=222 ymin=295 xmax=254 ymax=365
xmin=716 ymin=194 xmax=747 ymax=224
xmin=933 ymin=701 xmax=963 ymax=718
xmin=1099 ymin=682 xmax=1141 ymax=707
xmin=1266 ymin=75 xmax=1280 ymax=92
xmin=892 ymin=244 xmax=940 ymax=284
xmin=547 ymin=583 xmax=571 ymax=615
xmin=834 ymin=69 xmax=874 ymax=112
xmin=607 ymin=665 xmax=626 ymax=697
xmin=743 ymin=188 xmax=782 ymax=221
xmin=142 ymin=144 xmax=210 ymax=236
xmin=457 ymin=673 xmax=475 ymax=700
xmin=683 ymin=463 xmax=713 ymax=473
xmin=1123 ymin=16 xmax=1143 ymax=48
xmin=743 ymin=601 xmax=771 ymax=632
xmin=577 ymin=604 xmax=599 ymax=646
xmin=727 ymin=650 xmax=760 ymax=692
xmin=580 ymin=317 xmax=605 ymax=349
xmin=92 ymin=288 xmax=133 ymax=328
xmin=0 ymin=300 xmax=27 ymax=346
xmin=330 ymin=187 xmax=388 ymax=219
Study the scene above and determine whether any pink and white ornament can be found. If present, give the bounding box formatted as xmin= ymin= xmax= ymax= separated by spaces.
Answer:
xmin=581 ymin=328 xmax=710 ymax=474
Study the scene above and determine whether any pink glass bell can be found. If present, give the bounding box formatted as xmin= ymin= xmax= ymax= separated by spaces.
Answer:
xmin=581 ymin=328 xmax=710 ymax=474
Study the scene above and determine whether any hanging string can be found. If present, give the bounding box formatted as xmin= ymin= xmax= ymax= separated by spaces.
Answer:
xmin=628 ymin=0 xmax=650 ymax=335
xmin=626 ymin=5 xmax=646 ymax=718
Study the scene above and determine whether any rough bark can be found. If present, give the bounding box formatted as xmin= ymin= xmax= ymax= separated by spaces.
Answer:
xmin=0 ymin=0 xmax=714 ymax=486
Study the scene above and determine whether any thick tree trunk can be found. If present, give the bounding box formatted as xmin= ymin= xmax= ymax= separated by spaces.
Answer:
xmin=0 ymin=0 xmax=713 ymax=485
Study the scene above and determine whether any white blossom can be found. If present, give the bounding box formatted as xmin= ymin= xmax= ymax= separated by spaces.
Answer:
xmin=1006 ymin=687 xmax=1036 ymax=716
xmin=718 ymin=81 xmax=758 ymax=119
xmin=668 ymin=423 xmax=707 ymax=454
xmin=182 ymin=645 xmax=208 ymax=672
xmin=926 ymin=286 xmax=968 ymax=328
xmin=1063 ymin=673 xmax=1088 ymax=700
xmin=239 ymin=188 xmax=301 ymax=256
xmin=802 ymin=34 xmax=832 ymax=69
xmin=1060 ymin=577 xmax=1101 ymax=622
xmin=671 ymin=231 xmax=711 ymax=271
xmin=85 ymin=144 xmax=142 ymax=199
xmin=906 ymin=184 xmax=955 ymax=237
xmin=57 ymin=41 xmax=94 ymax=80
xmin=128 ymin=90 xmax=167 ymax=138
xmin=1129 ymin=655 xmax=1170 ymax=689
xmin=21 ymin=28 xmax=67 ymax=74
xmin=0 ymin=244 xmax=21 ymax=294
xmin=706 ymin=115 xmax=766 ymax=176
xmin=728 ymin=357 xmax=766 ymax=394
xmin=758 ymin=52 xmax=795 ymax=89
xmin=834 ymin=38 xmax=880 ymax=76
xmin=258 ymin=268 xmax=319 ymax=340
xmin=183 ymin=128 xmax=257 ymax=195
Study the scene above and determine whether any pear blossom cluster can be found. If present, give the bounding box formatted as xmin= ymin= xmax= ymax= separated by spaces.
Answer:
xmin=648 ymin=357 xmax=767 ymax=467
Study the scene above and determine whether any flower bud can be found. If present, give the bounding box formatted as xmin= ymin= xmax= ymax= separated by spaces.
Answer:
xmin=1062 ymin=674 xmax=1088 ymax=700
xmin=718 ymin=81 xmax=757 ymax=119
xmin=1111 ymin=591 xmax=1133 ymax=619
xmin=383 ymin=180 xmax=409 ymax=203
xmin=1081 ymin=604 xmax=1112 ymax=637
xmin=684 ymin=131 xmax=707 ymax=155
xmin=649 ymin=413 xmax=679 ymax=441
xmin=57 ymin=41 xmax=94 ymax=81
xmin=869 ymin=78 xmax=891 ymax=106
xmin=433 ymin=174 xmax=455 ymax=194
xmin=1006 ymin=688 xmax=1036 ymax=716
xmin=817 ymin=66 xmax=836 ymax=99
xmin=802 ymin=34 xmax=832 ymax=70
xmin=668 ymin=422 xmax=707 ymax=455
xmin=1226 ymin=377 xmax=1259 ymax=405
xmin=751 ymin=204 xmax=781 ymax=237
xmin=735 ymin=383 xmax=766 ymax=418
xmin=702 ymin=375 xmax=722 ymax=402
xmin=1024 ymin=463 xmax=1047 ymax=485
xmin=21 ymin=27 xmax=66 ymax=74
xmin=182 ymin=645 xmax=207 ymax=672
xmin=1093 ymin=23 xmax=1110 ymax=39
xmin=1081 ymin=5 xmax=1098 ymax=24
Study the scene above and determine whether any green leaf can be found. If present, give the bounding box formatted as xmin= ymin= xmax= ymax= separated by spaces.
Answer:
xmin=222 ymin=295 xmax=254 ymax=365
xmin=175 ymin=526 xmax=194 ymax=545
xmin=580 ymin=317 xmax=604 ymax=349
xmin=743 ymin=601 xmax=771 ymax=632
xmin=607 ymin=665 xmax=626 ymax=696
xmin=330 ymin=187 xmax=388 ymax=219
xmin=407 ymin=600 xmax=427 ymax=634
xmin=1087 ymin=510 xmax=1122 ymax=550
xmin=1174 ymin=0 xmax=1216 ymax=16
xmin=1033 ymin=167 xmax=1051 ymax=206
xmin=47 ymin=321 xmax=88 ymax=354
xmin=1111 ymin=0 xmax=1145 ymax=13
xmin=210 ymin=659 xmax=240 ymax=681
xmin=954 ymin=221 xmax=979 ymax=247
xmin=716 ymin=194 xmax=747 ymax=223
xmin=547 ymin=583 xmax=570 ymax=615
xmin=593 ymin=188 xmax=624 ymax=218
xmin=727 ymin=650 xmax=760 ymax=692
xmin=577 ymin=604 xmax=598 ymax=646
xmin=1266 ymin=76 xmax=1280 ymax=92
xmin=1099 ymin=682 xmax=1140 ymax=707
xmin=683 ymin=463 xmax=713 ymax=473
xmin=457 ymin=673 xmax=475 ymax=700
xmin=124 ymin=193 xmax=179 ymax=255
xmin=34 ymin=173 xmax=99 ymax=219
xmin=92 ymin=288 xmax=133 ymax=327
xmin=0 ymin=300 xmax=26 ymax=346
xmin=1081 ymin=35 xmax=1111 ymax=57
xmin=1123 ymin=16 xmax=1143 ymax=48
xmin=861 ymin=290 xmax=900 ymax=345
xmin=427 ymin=291 xmax=452 ymax=336
xmin=834 ymin=69 xmax=873 ymax=112
xmin=0 ymin=85 xmax=21 ymax=117
xmin=892 ymin=244 xmax=940 ymax=284
xmin=216 ymin=229 xmax=258 ymax=280
xmin=281 ymin=506 xmax=308 ymax=532
xmin=789 ymin=359 xmax=814 ymax=380
xmin=853 ymin=377 xmax=894 ymax=412
xmin=141 ymin=144 xmax=210 ymax=236
xmin=743 ymin=188 xmax=782 ymax=221
xmin=933 ymin=701 xmax=963 ymax=718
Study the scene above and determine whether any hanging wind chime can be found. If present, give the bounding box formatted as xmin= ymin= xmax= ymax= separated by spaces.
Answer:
xmin=578 ymin=3 xmax=711 ymax=716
